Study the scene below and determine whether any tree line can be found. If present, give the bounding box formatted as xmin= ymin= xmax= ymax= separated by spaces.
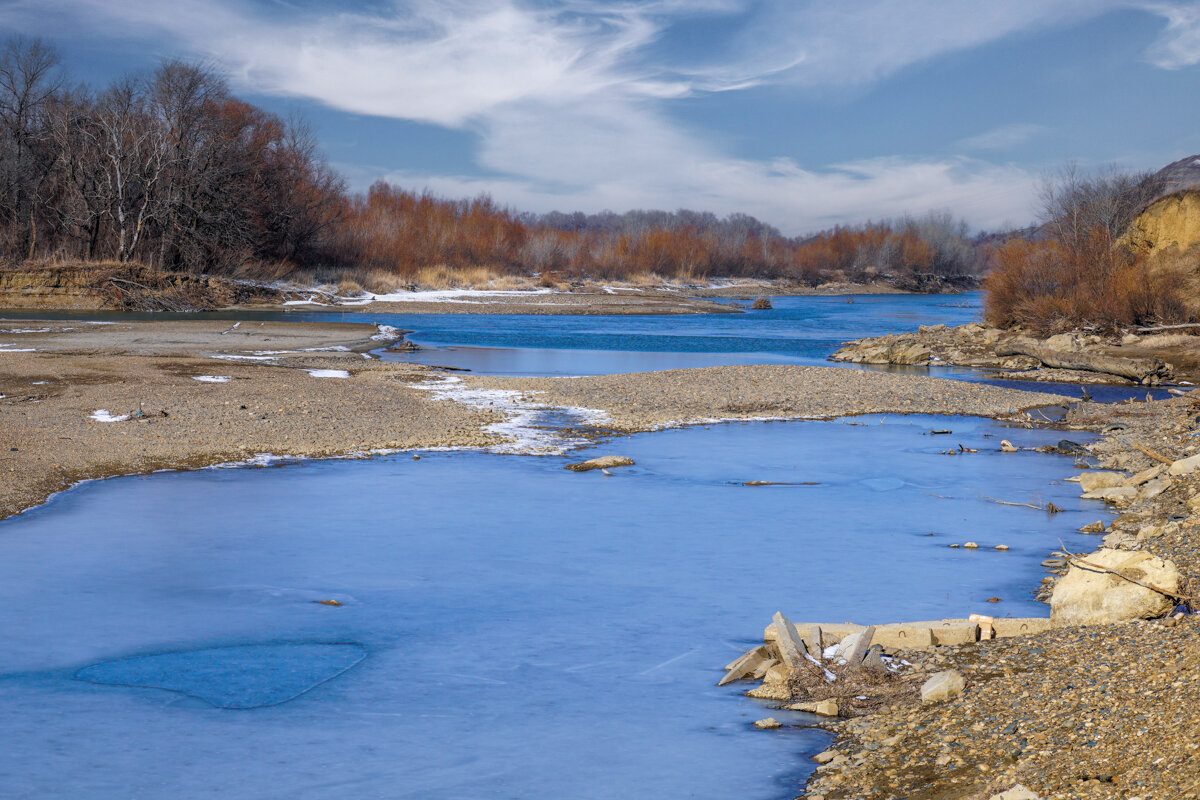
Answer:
xmin=0 ymin=37 xmax=984 ymax=286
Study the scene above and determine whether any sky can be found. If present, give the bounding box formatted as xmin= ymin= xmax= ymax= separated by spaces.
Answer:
xmin=4 ymin=0 xmax=1200 ymax=235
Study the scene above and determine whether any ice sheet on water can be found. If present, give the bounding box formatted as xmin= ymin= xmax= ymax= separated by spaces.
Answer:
xmin=73 ymin=643 xmax=367 ymax=709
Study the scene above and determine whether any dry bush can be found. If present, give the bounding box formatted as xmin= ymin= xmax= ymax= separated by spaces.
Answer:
xmin=335 ymin=278 xmax=364 ymax=297
xmin=984 ymin=231 xmax=1195 ymax=334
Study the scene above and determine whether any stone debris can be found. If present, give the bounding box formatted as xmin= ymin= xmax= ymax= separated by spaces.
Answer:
xmin=563 ymin=455 xmax=635 ymax=472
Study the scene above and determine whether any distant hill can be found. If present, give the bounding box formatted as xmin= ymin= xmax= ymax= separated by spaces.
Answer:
xmin=1151 ymin=154 xmax=1200 ymax=199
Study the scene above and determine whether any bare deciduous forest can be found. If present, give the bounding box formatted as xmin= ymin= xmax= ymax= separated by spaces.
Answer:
xmin=0 ymin=38 xmax=985 ymax=290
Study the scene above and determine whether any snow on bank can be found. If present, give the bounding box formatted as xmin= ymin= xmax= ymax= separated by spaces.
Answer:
xmin=193 ymin=375 xmax=230 ymax=383
xmin=282 ymin=287 xmax=555 ymax=307
xmin=371 ymin=324 xmax=401 ymax=341
xmin=305 ymin=369 xmax=350 ymax=379
xmin=415 ymin=375 xmax=608 ymax=455
xmin=90 ymin=409 xmax=129 ymax=422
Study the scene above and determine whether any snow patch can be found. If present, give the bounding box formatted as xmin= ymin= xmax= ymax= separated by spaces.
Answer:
xmin=193 ymin=375 xmax=230 ymax=383
xmin=211 ymin=354 xmax=278 ymax=362
xmin=372 ymin=324 xmax=401 ymax=341
xmin=0 ymin=327 xmax=51 ymax=334
xmin=90 ymin=409 xmax=129 ymax=422
xmin=415 ymin=375 xmax=609 ymax=455
xmin=305 ymin=369 xmax=350 ymax=379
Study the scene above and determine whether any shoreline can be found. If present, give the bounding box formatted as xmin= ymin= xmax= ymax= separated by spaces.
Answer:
xmin=781 ymin=394 xmax=1200 ymax=800
xmin=1 ymin=318 xmax=1065 ymax=523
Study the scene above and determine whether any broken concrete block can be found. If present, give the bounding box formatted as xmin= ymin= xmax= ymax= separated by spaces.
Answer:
xmin=769 ymin=612 xmax=809 ymax=670
xmin=920 ymin=669 xmax=966 ymax=704
xmin=842 ymin=625 xmax=875 ymax=664
xmin=1138 ymin=476 xmax=1172 ymax=500
xmin=718 ymin=646 xmax=771 ymax=686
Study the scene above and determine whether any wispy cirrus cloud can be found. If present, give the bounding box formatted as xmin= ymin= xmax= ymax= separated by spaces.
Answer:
xmin=955 ymin=124 xmax=1048 ymax=153
xmin=2 ymin=0 xmax=1198 ymax=232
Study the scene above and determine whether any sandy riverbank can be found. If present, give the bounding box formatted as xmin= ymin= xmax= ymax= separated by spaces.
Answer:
xmin=1 ymin=319 xmax=1066 ymax=521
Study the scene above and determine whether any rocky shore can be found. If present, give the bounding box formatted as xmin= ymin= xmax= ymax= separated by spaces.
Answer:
xmin=741 ymin=392 xmax=1200 ymax=800
xmin=832 ymin=322 xmax=1200 ymax=386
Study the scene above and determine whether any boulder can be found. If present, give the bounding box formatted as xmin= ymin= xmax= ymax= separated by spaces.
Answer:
xmin=1044 ymin=333 xmax=1076 ymax=350
xmin=1050 ymin=549 xmax=1180 ymax=625
xmin=1081 ymin=486 xmax=1138 ymax=503
xmin=750 ymin=298 xmax=773 ymax=310
xmin=1078 ymin=471 xmax=1127 ymax=493
xmin=1139 ymin=476 xmax=1173 ymax=500
xmin=753 ymin=717 xmax=781 ymax=729
xmin=920 ymin=669 xmax=966 ymax=704
xmin=1168 ymin=453 xmax=1200 ymax=476
xmin=988 ymin=785 xmax=1041 ymax=800
xmin=564 ymin=455 xmax=634 ymax=472
xmin=890 ymin=343 xmax=932 ymax=365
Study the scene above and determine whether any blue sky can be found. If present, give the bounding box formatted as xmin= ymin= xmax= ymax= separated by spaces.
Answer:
xmin=5 ymin=0 xmax=1200 ymax=234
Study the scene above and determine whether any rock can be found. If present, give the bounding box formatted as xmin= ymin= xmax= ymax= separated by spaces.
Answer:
xmin=1000 ymin=440 xmax=1018 ymax=453
xmin=1137 ymin=523 xmax=1166 ymax=541
xmin=995 ymin=544 xmax=1009 ymax=550
xmin=920 ymin=669 xmax=966 ymax=704
xmin=1124 ymin=464 xmax=1167 ymax=487
xmin=1168 ymin=453 xmax=1200 ymax=475
xmin=1050 ymin=549 xmax=1180 ymax=625
xmin=1121 ymin=333 xmax=1142 ymax=345
xmin=1044 ymin=333 xmax=1076 ymax=350
xmin=963 ymin=541 xmax=979 ymax=549
xmin=834 ymin=629 xmax=867 ymax=660
xmin=1139 ymin=476 xmax=1173 ymax=500
xmin=989 ymin=785 xmax=1041 ymax=800
xmin=564 ymin=455 xmax=634 ymax=472
xmin=750 ymin=298 xmax=773 ymax=310
xmin=891 ymin=343 xmax=932 ymax=365
xmin=788 ymin=699 xmax=838 ymax=716
xmin=814 ymin=699 xmax=838 ymax=717
xmin=1102 ymin=531 xmax=1137 ymax=549
xmin=981 ymin=327 xmax=1003 ymax=343
xmin=861 ymin=644 xmax=887 ymax=673
xmin=1187 ymin=494 xmax=1200 ymax=514
xmin=812 ymin=749 xmax=838 ymax=764
xmin=1078 ymin=471 xmax=1127 ymax=492
xmin=1078 ymin=521 xmax=1106 ymax=533
xmin=1081 ymin=486 xmax=1139 ymax=503
xmin=753 ymin=717 xmax=781 ymax=729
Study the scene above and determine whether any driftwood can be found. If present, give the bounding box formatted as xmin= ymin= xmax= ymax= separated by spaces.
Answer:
xmin=1136 ymin=322 xmax=1200 ymax=333
xmin=996 ymin=341 xmax=1174 ymax=384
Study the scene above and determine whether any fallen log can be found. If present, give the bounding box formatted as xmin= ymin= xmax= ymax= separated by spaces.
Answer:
xmin=996 ymin=342 xmax=1173 ymax=384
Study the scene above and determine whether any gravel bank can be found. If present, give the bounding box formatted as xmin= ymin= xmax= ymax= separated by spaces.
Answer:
xmin=792 ymin=393 xmax=1200 ymax=800
xmin=0 ymin=320 xmax=498 ymax=520
xmin=469 ymin=365 xmax=1073 ymax=432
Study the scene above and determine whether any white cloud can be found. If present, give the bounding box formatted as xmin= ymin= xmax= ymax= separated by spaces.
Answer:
xmin=1142 ymin=2 xmax=1200 ymax=68
xmin=1 ymin=0 xmax=1194 ymax=231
